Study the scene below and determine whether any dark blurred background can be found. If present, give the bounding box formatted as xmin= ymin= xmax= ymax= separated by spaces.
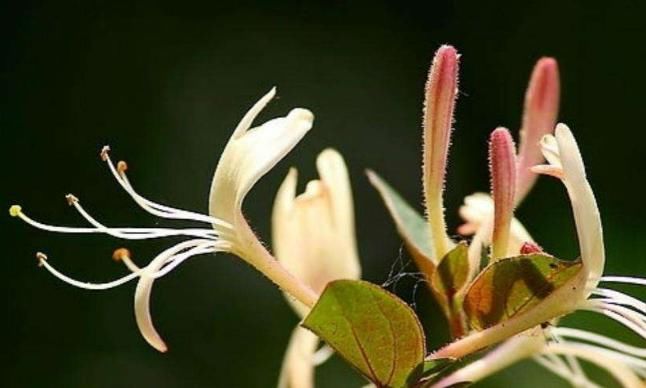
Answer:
xmin=3 ymin=1 xmax=645 ymax=387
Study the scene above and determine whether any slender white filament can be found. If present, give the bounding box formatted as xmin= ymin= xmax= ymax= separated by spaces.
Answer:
xmin=102 ymin=151 xmax=232 ymax=230
xmin=68 ymin=197 xmax=220 ymax=240
xmin=580 ymin=301 xmax=646 ymax=339
xmin=553 ymin=327 xmax=646 ymax=358
xmin=602 ymin=276 xmax=646 ymax=286
xmin=592 ymin=288 xmax=646 ymax=315
xmin=18 ymin=210 xmax=219 ymax=240
xmin=545 ymin=342 xmax=644 ymax=388
xmin=533 ymin=355 xmax=601 ymax=388
xmin=40 ymin=257 xmax=144 ymax=290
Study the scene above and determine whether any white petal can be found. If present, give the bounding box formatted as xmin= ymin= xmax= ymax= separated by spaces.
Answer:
xmin=458 ymin=193 xmax=533 ymax=253
xmin=554 ymin=124 xmax=605 ymax=293
xmin=209 ymin=89 xmax=314 ymax=228
xmin=134 ymin=240 xmax=217 ymax=352
xmin=315 ymin=149 xmax=361 ymax=280
xmin=272 ymin=149 xmax=360 ymax=317
xmin=277 ymin=326 xmax=319 ymax=388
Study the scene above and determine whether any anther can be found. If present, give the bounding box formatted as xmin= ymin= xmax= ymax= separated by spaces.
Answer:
xmin=117 ymin=160 xmax=128 ymax=173
xmin=100 ymin=145 xmax=111 ymax=161
xmin=36 ymin=252 xmax=48 ymax=267
xmin=112 ymin=247 xmax=131 ymax=262
xmin=9 ymin=205 xmax=22 ymax=217
xmin=65 ymin=194 xmax=79 ymax=206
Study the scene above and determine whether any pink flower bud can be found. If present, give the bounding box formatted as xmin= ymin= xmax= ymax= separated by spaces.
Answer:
xmin=516 ymin=58 xmax=560 ymax=203
xmin=490 ymin=127 xmax=517 ymax=259
xmin=423 ymin=45 xmax=460 ymax=259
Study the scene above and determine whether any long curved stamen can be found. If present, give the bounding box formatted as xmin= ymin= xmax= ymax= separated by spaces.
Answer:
xmin=101 ymin=147 xmax=233 ymax=232
xmin=544 ymin=343 xmax=645 ymax=387
xmin=590 ymin=301 xmax=646 ymax=329
xmin=549 ymin=330 xmax=592 ymax=384
xmin=581 ymin=300 xmax=646 ymax=339
xmin=592 ymin=288 xmax=646 ymax=315
xmin=533 ymin=355 xmax=601 ymax=388
xmin=37 ymin=252 xmax=144 ymax=290
xmin=553 ymin=327 xmax=646 ymax=358
xmin=153 ymin=241 xmax=230 ymax=279
xmin=65 ymin=194 xmax=220 ymax=240
xmin=112 ymin=243 xmax=228 ymax=280
xmin=12 ymin=203 xmax=219 ymax=240
xmin=551 ymin=342 xmax=646 ymax=374
xmin=602 ymin=276 xmax=646 ymax=286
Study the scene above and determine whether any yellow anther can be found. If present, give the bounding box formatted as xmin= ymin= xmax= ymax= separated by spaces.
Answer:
xmin=100 ymin=145 xmax=111 ymax=161
xmin=112 ymin=247 xmax=131 ymax=262
xmin=65 ymin=194 xmax=79 ymax=206
xmin=117 ymin=160 xmax=128 ymax=173
xmin=9 ymin=205 xmax=22 ymax=217
xmin=36 ymin=252 xmax=48 ymax=267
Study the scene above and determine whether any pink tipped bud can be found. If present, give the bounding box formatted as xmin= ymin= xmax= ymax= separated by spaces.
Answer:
xmin=423 ymin=45 xmax=460 ymax=259
xmin=516 ymin=57 xmax=560 ymax=203
xmin=490 ymin=127 xmax=517 ymax=259
xmin=520 ymin=241 xmax=543 ymax=254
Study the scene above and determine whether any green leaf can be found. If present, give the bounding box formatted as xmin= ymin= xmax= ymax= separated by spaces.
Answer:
xmin=431 ymin=243 xmax=470 ymax=302
xmin=463 ymin=253 xmax=583 ymax=330
xmin=367 ymin=170 xmax=436 ymax=275
xmin=429 ymin=243 xmax=470 ymax=338
xmin=302 ymin=280 xmax=426 ymax=388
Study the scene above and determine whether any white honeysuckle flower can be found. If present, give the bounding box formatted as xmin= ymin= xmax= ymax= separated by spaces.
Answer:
xmin=533 ymin=124 xmax=604 ymax=293
xmin=273 ymin=148 xmax=361 ymax=388
xmin=9 ymin=88 xmax=319 ymax=352
xmin=531 ymin=124 xmax=646 ymax=337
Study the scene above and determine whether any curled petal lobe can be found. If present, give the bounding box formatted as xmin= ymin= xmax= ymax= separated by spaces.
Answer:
xmin=555 ymin=124 xmax=605 ymax=292
xmin=534 ymin=124 xmax=605 ymax=294
xmin=209 ymin=88 xmax=314 ymax=231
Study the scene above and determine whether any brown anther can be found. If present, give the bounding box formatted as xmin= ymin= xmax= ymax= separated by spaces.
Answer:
xmin=112 ymin=247 xmax=131 ymax=262
xmin=100 ymin=145 xmax=111 ymax=161
xmin=117 ymin=160 xmax=128 ymax=173
xmin=65 ymin=194 xmax=79 ymax=206
xmin=36 ymin=252 xmax=48 ymax=267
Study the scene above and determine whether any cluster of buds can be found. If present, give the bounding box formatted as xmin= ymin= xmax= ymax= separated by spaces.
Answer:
xmin=9 ymin=45 xmax=646 ymax=387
